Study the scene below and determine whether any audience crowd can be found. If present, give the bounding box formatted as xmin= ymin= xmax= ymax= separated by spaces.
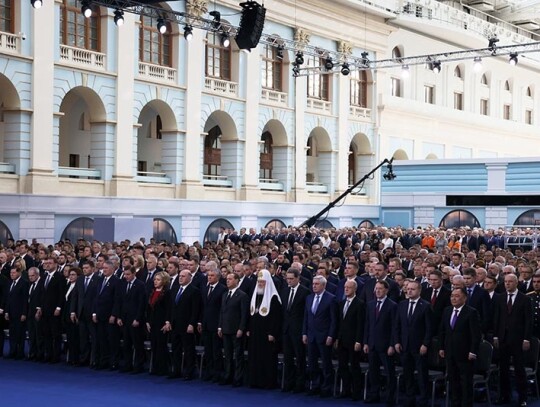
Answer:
xmin=1 ymin=224 xmax=540 ymax=407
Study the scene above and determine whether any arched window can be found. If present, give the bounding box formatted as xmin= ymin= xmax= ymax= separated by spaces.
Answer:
xmin=204 ymin=126 xmax=222 ymax=176
xmin=206 ymin=31 xmax=231 ymax=80
xmin=265 ymin=219 xmax=286 ymax=230
xmin=358 ymin=220 xmax=374 ymax=229
xmin=480 ymin=74 xmax=488 ymax=85
xmin=0 ymin=0 xmax=13 ymax=33
xmin=259 ymin=131 xmax=273 ymax=179
xmin=306 ymin=54 xmax=329 ymax=100
xmin=350 ymin=69 xmax=367 ymax=107
xmin=314 ymin=219 xmax=333 ymax=229
xmin=60 ymin=0 xmax=100 ymax=51
xmin=204 ymin=218 xmax=234 ymax=243
xmin=153 ymin=218 xmax=177 ymax=243
xmin=348 ymin=145 xmax=355 ymax=185
xmin=514 ymin=210 xmax=540 ymax=226
xmin=439 ymin=210 xmax=480 ymax=229
xmin=61 ymin=217 xmax=94 ymax=243
xmin=261 ymin=44 xmax=283 ymax=91
xmin=526 ymin=87 xmax=533 ymax=97
xmin=392 ymin=46 xmax=402 ymax=61
xmin=454 ymin=66 xmax=462 ymax=79
xmin=139 ymin=15 xmax=171 ymax=66
xmin=0 ymin=220 xmax=13 ymax=246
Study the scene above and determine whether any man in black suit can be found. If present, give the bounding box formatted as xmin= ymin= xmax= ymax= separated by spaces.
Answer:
xmin=4 ymin=266 xmax=29 ymax=359
xmin=518 ymin=264 xmax=534 ymax=294
xmin=70 ymin=259 xmax=100 ymax=366
xmin=422 ymin=270 xmax=450 ymax=338
xmin=37 ymin=256 xmax=65 ymax=363
xmin=281 ymin=268 xmax=310 ymax=393
xmin=189 ymin=256 xmax=207 ymax=291
xmin=235 ymin=263 xmax=254 ymax=296
xmin=394 ymin=280 xmax=433 ymax=407
xmin=27 ymin=267 xmax=44 ymax=361
xmin=336 ymin=279 xmax=365 ymax=401
xmin=169 ymin=269 xmax=201 ymax=380
xmin=143 ymin=255 xmax=160 ymax=294
xmin=360 ymin=261 xmax=400 ymax=303
xmin=92 ymin=260 xmax=121 ymax=369
xmin=439 ymin=288 xmax=481 ymax=407
xmin=0 ymin=269 xmax=8 ymax=356
xmin=218 ymin=272 xmax=248 ymax=387
xmin=335 ymin=261 xmax=365 ymax=301
xmin=493 ymin=273 xmax=532 ymax=406
xmin=117 ymin=266 xmax=147 ymax=373
xmin=363 ymin=280 xmax=398 ymax=405
xmin=463 ymin=267 xmax=490 ymax=332
xmin=198 ymin=267 xmax=227 ymax=382
xmin=166 ymin=261 xmax=180 ymax=291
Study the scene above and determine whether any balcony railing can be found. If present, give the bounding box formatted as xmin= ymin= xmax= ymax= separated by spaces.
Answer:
xmin=59 ymin=45 xmax=106 ymax=70
xmin=259 ymin=178 xmax=284 ymax=191
xmin=58 ymin=166 xmax=101 ymax=179
xmin=261 ymin=89 xmax=287 ymax=105
xmin=203 ymin=174 xmax=233 ymax=188
xmin=0 ymin=162 xmax=15 ymax=174
xmin=138 ymin=62 xmax=177 ymax=83
xmin=306 ymin=181 xmax=328 ymax=194
xmin=349 ymin=106 xmax=372 ymax=119
xmin=136 ymin=171 xmax=171 ymax=184
xmin=0 ymin=31 xmax=19 ymax=53
xmin=306 ymin=98 xmax=331 ymax=114
xmin=204 ymin=77 xmax=238 ymax=97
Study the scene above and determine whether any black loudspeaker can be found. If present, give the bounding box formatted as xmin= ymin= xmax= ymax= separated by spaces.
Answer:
xmin=235 ymin=1 xmax=266 ymax=50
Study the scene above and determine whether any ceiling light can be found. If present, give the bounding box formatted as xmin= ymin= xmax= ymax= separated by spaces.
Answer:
xmin=31 ymin=0 xmax=42 ymax=9
xmin=183 ymin=25 xmax=193 ymax=41
xmin=114 ymin=9 xmax=124 ymax=26
xmin=509 ymin=53 xmax=518 ymax=66
xmin=341 ymin=63 xmax=350 ymax=76
xmin=157 ymin=18 xmax=167 ymax=34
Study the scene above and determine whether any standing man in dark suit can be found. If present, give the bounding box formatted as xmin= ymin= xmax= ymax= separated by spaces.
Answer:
xmin=394 ymin=280 xmax=433 ymax=407
xmin=4 ymin=266 xmax=29 ymax=359
xmin=336 ymin=279 xmax=365 ymax=401
xmin=92 ymin=260 xmax=121 ymax=370
xmin=198 ymin=267 xmax=227 ymax=382
xmin=143 ymin=255 xmax=160 ymax=294
xmin=364 ymin=280 xmax=398 ymax=405
xmin=493 ymin=273 xmax=532 ymax=406
xmin=0 ymin=268 xmax=9 ymax=356
xmin=302 ymin=275 xmax=337 ymax=398
xmin=281 ymin=268 xmax=310 ymax=393
xmin=117 ymin=266 xmax=147 ymax=373
xmin=37 ymin=256 xmax=65 ymax=363
xmin=463 ymin=267 xmax=490 ymax=333
xmin=518 ymin=264 xmax=534 ymax=294
xmin=218 ymin=272 xmax=248 ymax=387
xmin=27 ymin=267 xmax=44 ymax=361
xmin=422 ymin=270 xmax=450 ymax=338
xmin=189 ymin=256 xmax=207 ymax=291
xmin=335 ymin=261 xmax=365 ymax=301
xmin=70 ymin=259 xmax=100 ymax=366
xmin=169 ymin=269 xmax=201 ymax=380
xmin=439 ymin=288 xmax=481 ymax=407
xmin=360 ymin=261 xmax=401 ymax=303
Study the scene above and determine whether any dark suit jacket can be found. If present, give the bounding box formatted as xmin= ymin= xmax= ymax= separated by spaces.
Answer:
xmin=337 ymin=296 xmax=365 ymax=345
xmin=422 ymin=286 xmax=451 ymax=335
xmin=335 ymin=277 xmax=365 ymax=301
xmin=92 ymin=275 xmax=121 ymax=320
xmin=360 ymin=277 xmax=400 ymax=303
xmin=364 ymin=297 xmax=397 ymax=352
xmin=493 ymin=291 xmax=532 ymax=345
xmin=281 ymin=284 xmax=310 ymax=336
xmin=39 ymin=271 xmax=66 ymax=316
xmin=238 ymin=277 xmax=254 ymax=296
xmin=439 ymin=305 xmax=481 ymax=361
xmin=192 ymin=270 xmax=208 ymax=291
xmin=28 ymin=278 xmax=44 ymax=317
xmin=71 ymin=273 xmax=100 ymax=319
xmin=466 ymin=285 xmax=490 ymax=330
xmin=393 ymin=298 xmax=433 ymax=352
xmin=146 ymin=289 xmax=172 ymax=328
xmin=118 ymin=279 xmax=147 ymax=324
xmin=219 ymin=288 xmax=248 ymax=335
xmin=201 ymin=283 xmax=227 ymax=332
xmin=302 ymin=290 xmax=338 ymax=343
xmin=170 ymin=283 xmax=201 ymax=331
xmin=6 ymin=278 xmax=29 ymax=319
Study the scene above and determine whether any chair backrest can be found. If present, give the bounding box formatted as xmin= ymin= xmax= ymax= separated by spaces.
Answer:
xmin=474 ymin=340 xmax=493 ymax=374
xmin=525 ymin=336 xmax=540 ymax=373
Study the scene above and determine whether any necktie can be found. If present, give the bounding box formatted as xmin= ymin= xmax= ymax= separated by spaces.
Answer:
xmin=84 ymin=276 xmax=90 ymax=291
xmin=10 ymin=281 xmax=15 ymax=292
xmin=207 ymin=285 xmax=214 ymax=298
xmin=343 ymin=299 xmax=351 ymax=318
xmin=226 ymin=290 xmax=232 ymax=303
xmin=375 ymin=300 xmax=382 ymax=318
xmin=127 ymin=282 xmax=132 ymax=293
xmin=146 ymin=272 xmax=153 ymax=283
xmin=431 ymin=289 xmax=437 ymax=306
xmin=287 ymin=288 xmax=295 ymax=310
xmin=450 ymin=309 xmax=459 ymax=329
xmin=175 ymin=286 xmax=184 ymax=304
xmin=311 ymin=294 xmax=320 ymax=314
xmin=467 ymin=288 xmax=472 ymax=298
xmin=408 ymin=301 xmax=415 ymax=320
xmin=100 ymin=277 xmax=108 ymax=294
xmin=507 ymin=293 xmax=513 ymax=314
xmin=29 ymin=282 xmax=35 ymax=297
xmin=45 ymin=274 xmax=51 ymax=289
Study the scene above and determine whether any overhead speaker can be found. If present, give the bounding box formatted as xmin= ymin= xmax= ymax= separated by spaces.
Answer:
xmin=235 ymin=1 xmax=266 ymax=50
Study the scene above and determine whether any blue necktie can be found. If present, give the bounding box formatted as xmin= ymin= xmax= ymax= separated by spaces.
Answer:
xmin=175 ymin=286 xmax=184 ymax=304
xmin=311 ymin=295 xmax=320 ymax=314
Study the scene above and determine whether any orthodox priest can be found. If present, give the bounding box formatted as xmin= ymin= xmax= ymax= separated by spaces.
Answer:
xmin=247 ymin=269 xmax=283 ymax=389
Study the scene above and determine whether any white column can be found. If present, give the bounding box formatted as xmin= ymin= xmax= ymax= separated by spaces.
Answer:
xmin=91 ymin=122 xmax=115 ymax=180
xmin=336 ymin=73 xmax=349 ymax=193
xmin=294 ymin=76 xmax=307 ymax=193
xmin=19 ymin=213 xmax=55 ymax=245
xmin=3 ymin=110 xmax=31 ymax=175
xmin=181 ymin=215 xmax=201 ymax=245
xmin=161 ymin=130 xmax=185 ymax=184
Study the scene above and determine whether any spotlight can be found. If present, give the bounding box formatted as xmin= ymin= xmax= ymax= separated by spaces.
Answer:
xmin=276 ymin=45 xmax=284 ymax=60
xmin=114 ymin=9 xmax=124 ymax=26
xmin=220 ymin=32 xmax=230 ymax=48
xmin=31 ymin=0 xmax=42 ymax=8
xmin=488 ymin=36 xmax=499 ymax=51
xmin=509 ymin=53 xmax=518 ymax=66
xmin=157 ymin=18 xmax=167 ymax=34
xmin=473 ymin=56 xmax=482 ymax=72
xmin=361 ymin=51 xmax=370 ymax=67
xmin=209 ymin=10 xmax=221 ymax=29
xmin=292 ymin=64 xmax=300 ymax=77
xmin=81 ymin=1 xmax=92 ymax=18
xmin=295 ymin=51 xmax=304 ymax=66
xmin=183 ymin=25 xmax=193 ymax=41
xmin=383 ymin=161 xmax=396 ymax=181
xmin=432 ymin=60 xmax=441 ymax=74
xmin=341 ymin=63 xmax=350 ymax=76
xmin=324 ymin=57 xmax=334 ymax=71
xmin=401 ymin=65 xmax=410 ymax=79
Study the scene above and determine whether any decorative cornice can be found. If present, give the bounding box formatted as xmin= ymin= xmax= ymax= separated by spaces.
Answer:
xmin=294 ymin=28 xmax=311 ymax=49
xmin=186 ymin=0 xmax=208 ymax=18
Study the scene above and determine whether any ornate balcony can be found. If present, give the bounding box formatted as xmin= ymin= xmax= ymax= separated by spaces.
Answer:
xmin=138 ymin=62 xmax=177 ymax=83
xmin=59 ymin=45 xmax=106 ymax=70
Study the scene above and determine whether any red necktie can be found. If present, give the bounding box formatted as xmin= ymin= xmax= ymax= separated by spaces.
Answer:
xmin=431 ymin=289 xmax=437 ymax=306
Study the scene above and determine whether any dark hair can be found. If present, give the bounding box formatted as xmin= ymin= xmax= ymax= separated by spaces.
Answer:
xmin=375 ymin=280 xmax=389 ymax=289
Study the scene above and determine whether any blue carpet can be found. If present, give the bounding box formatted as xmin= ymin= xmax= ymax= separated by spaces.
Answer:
xmin=0 ymin=359 xmax=538 ymax=406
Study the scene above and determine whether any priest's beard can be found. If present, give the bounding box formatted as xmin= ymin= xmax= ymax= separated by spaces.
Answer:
xmin=256 ymin=287 xmax=264 ymax=295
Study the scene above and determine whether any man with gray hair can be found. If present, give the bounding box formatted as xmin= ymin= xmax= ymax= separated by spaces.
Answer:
xmin=302 ymin=275 xmax=337 ymax=398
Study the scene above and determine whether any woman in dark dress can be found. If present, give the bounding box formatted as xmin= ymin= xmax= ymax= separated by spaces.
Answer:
xmin=146 ymin=271 xmax=172 ymax=375
xmin=63 ymin=267 xmax=80 ymax=364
